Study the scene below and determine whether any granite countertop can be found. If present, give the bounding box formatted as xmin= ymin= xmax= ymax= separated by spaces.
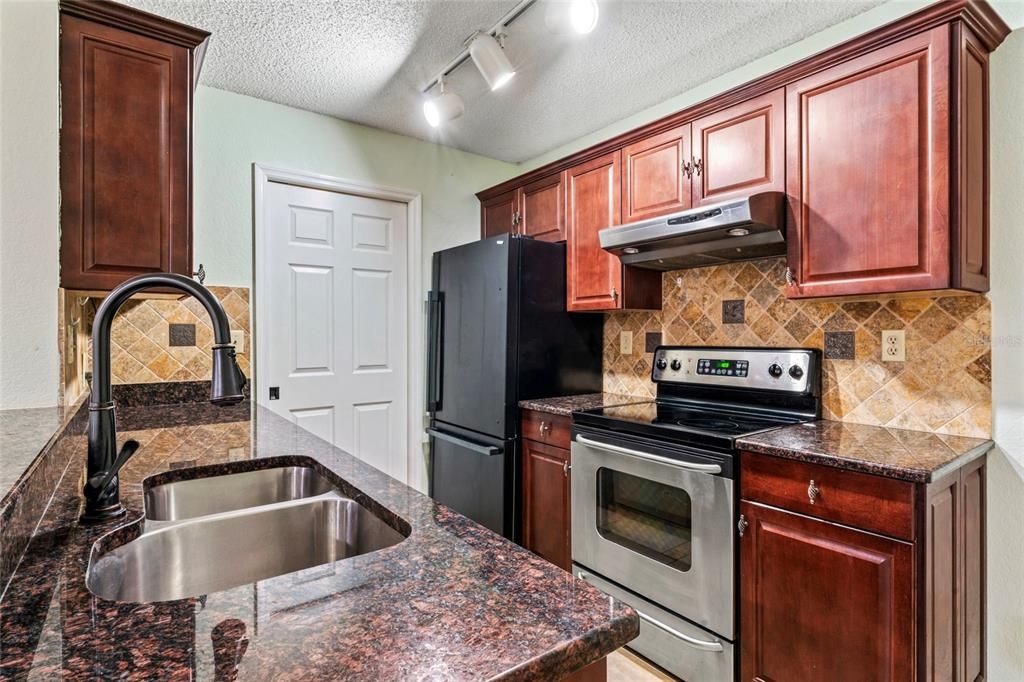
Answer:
xmin=0 ymin=400 xmax=637 ymax=680
xmin=0 ymin=404 xmax=78 ymax=502
xmin=737 ymin=419 xmax=994 ymax=483
xmin=518 ymin=392 xmax=646 ymax=417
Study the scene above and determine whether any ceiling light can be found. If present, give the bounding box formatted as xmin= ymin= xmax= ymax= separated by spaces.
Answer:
xmin=545 ymin=0 xmax=600 ymax=35
xmin=423 ymin=79 xmax=464 ymax=128
xmin=468 ymin=32 xmax=516 ymax=91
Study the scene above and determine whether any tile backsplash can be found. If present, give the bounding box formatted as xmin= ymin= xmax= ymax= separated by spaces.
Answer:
xmin=603 ymin=258 xmax=991 ymax=438
xmin=61 ymin=286 xmax=250 ymax=404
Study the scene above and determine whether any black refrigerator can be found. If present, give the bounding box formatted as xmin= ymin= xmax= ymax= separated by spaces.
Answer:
xmin=427 ymin=234 xmax=603 ymax=542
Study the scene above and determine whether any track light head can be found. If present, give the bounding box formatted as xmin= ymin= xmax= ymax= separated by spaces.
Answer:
xmin=545 ymin=0 xmax=600 ymax=35
xmin=423 ymin=79 xmax=464 ymax=127
xmin=468 ymin=32 xmax=516 ymax=91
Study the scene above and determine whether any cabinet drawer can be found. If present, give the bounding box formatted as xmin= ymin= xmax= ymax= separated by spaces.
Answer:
xmin=521 ymin=409 xmax=572 ymax=449
xmin=740 ymin=452 xmax=915 ymax=541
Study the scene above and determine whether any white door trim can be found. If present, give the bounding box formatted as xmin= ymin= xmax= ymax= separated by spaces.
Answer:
xmin=252 ymin=163 xmax=425 ymax=491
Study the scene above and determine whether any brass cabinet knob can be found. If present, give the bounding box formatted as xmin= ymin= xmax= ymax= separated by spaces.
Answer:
xmin=807 ymin=480 xmax=820 ymax=505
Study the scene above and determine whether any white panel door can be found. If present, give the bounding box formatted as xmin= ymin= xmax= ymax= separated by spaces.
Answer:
xmin=261 ymin=181 xmax=408 ymax=481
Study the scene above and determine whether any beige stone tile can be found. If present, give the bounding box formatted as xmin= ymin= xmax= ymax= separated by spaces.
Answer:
xmin=126 ymin=335 xmax=164 ymax=366
xmin=110 ymin=320 xmax=144 ymax=350
xmin=886 ymin=297 xmax=932 ymax=322
xmin=147 ymin=354 xmax=184 ymax=381
xmin=911 ymin=305 xmax=959 ymax=345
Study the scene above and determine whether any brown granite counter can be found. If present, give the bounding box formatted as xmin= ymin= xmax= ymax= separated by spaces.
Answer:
xmin=737 ymin=420 xmax=994 ymax=483
xmin=518 ymin=392 xmax=645 ymax=417
xmin=0 ymin=394 xmax=637 ymax=680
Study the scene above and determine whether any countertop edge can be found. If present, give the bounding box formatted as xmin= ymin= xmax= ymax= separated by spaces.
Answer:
xmin=736 ymin=436 xmax=996 ymax=483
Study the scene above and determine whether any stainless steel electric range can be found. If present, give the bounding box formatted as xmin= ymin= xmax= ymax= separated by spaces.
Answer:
xmin=571 ymin=346 xmax=822 ymax=681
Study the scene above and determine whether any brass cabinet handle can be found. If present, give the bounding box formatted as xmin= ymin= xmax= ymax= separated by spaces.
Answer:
xmin=610 ymin=286 xmax=618 ymax=300
xmin=682 ymin=160 xmax=693 ymax=179
xmin=563 ymin=460 xmax=571 ymax=477
xmin=694 ymin=158 xmax=703 ymax=176
xmin=785 ymin=267 xmax=797 ymax=287
xmin=539 ymin=420 xmax=551 ymax=436
xmin=807 ymin=480 xmax=820 ymax=505
xmin=737 ymin=514 xmax=748 ymax=537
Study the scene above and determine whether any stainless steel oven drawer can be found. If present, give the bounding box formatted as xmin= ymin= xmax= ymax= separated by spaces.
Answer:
xmin=573 ymin=564 xmax=734 ymax=682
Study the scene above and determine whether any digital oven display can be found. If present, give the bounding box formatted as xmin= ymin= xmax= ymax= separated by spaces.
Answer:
xmin=696 ymin=358 xmax=749 ymax=377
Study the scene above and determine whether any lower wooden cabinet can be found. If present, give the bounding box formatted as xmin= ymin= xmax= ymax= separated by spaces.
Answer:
xmin=740 ymin=501 xmax=915 ymax=681
xmin=522 ymin=438 xmax=571 ymax=571
xmin=740 ymin=451 xmax=987 ymax=682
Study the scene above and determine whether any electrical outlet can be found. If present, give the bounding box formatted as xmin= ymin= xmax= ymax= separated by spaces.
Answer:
xmin=230 ymin=329 xmax=245 ymax=354
xmin=620 ymin=331 xmax=633 ymax=355
xmin=881 ymin=330 xmax=905 ymax=362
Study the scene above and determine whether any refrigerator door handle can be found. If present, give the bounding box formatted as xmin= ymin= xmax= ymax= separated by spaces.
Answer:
xmin=426 ymin=291 xmax=444 ymax=412
xmin=426 ymin=427 xmax=503 ymax=457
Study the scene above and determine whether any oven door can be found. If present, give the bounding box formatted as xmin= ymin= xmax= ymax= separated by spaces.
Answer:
xmin=571 ymin=429 xmax=735 ymax=639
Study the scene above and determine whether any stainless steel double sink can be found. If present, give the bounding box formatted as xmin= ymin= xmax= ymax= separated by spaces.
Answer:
xmin=87 ymin=465 xmax=406 ymax=603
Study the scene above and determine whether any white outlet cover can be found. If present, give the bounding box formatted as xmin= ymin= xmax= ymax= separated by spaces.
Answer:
xmin=230 ymin=329 xmax=246 ymax=354
xmin=620 ymin=331 xmax=633 ymax=355
xmin=881 ymin=330 xmax=905 ymax=362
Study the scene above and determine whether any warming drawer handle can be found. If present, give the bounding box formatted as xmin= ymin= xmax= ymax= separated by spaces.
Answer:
xmin=574 ymin=435 xmax=722 ymax=474
xmin=426 ymin=428 xmax=502 ymax=457
xmin=636 ymin=611 xmax=725 ymax=653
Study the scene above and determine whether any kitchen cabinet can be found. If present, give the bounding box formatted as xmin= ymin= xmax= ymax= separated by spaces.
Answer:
xmin=740 ymin=451 xmax=987 ymax=681
xmin=521 ymin=409 xmax=572 ymax=571
xmin=691 ymin=89 xmax=784 ymax=207
xmin=480 ymin=188 xmax=520 ymax=238
xmin=59 ymin=0 xmax=208 ymax=292
xmin=477 ymin=3 xmax=1007 ymax=301
xmin=480 ymin=174 xmax=565 ymax=242
xmin=785 ymin=24 xmax=990 ymax=297
xmin=621 ymin=124 xmax=691 ymax=223
xmin=566 ymin=152 xmax=660 ymax=312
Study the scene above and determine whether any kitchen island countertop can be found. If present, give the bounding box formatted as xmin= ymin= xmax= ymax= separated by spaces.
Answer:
xmin=0 ymin=398 xmax=637 ymax=680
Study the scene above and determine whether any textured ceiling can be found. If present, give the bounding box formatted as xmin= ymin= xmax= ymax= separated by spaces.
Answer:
xmin=120 ymin=0 xmax=885 ymax=163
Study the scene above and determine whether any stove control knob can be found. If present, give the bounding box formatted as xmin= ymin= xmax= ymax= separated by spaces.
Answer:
xmin=656 ymin=358 xmax=668 ymax=370
xmin=768 ymin=363 xmax=784 ymax=378
xmin=789 ymin=365 xmax=804 ymax=380
xmin=670 ymin=359 xmax=682 ymax=371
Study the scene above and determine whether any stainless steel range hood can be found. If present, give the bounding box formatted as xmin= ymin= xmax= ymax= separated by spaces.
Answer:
xmin=599 ymin=192 xmax=786 ymax=271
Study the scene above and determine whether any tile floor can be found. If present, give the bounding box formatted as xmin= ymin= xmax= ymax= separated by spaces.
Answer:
xmin=607 ymin=648 xmax=678 ymax=681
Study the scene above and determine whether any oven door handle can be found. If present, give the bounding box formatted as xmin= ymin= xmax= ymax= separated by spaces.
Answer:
xmin=636 ymin=611 xmax=725 ymax=653
xmin=574 ymin=435 xmax=722 ymax=474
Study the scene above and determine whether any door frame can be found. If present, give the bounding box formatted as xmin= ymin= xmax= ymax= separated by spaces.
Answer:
xmin=252 ymin=164 xmax=425 ymax=490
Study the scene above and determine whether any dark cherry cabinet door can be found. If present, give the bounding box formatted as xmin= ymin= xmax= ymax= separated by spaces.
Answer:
xmin=481 ymin=188 xmax=520 ymax=238
xmin=785 ymin=26 xmax=950 ymax=298
xmin=520 ymin=173 xmax=565 ymax=242
xmin=60 ymin=12 xmax=199 ymax=291
xmin=692 ymin=89 xmax=784 ymax=207
xmin=621 ymin=124 xmax=691 ymax=223
xmin=565 ymin=152 xmax=622 ymax=311
xmin=522 ymin=439 xmax=570 ymax=571
xmin=740 ymin=501 xmax=915 ymax=682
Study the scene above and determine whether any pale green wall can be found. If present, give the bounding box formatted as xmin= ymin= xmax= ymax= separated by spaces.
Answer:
xmin=987 ymin=26 xmax=1024 ymax=682
xmin=192 ymin=86 xmax=517 ymax=292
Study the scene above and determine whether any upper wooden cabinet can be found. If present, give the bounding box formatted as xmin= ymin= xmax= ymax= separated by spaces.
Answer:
xmin=692 ymin=89 xmax=785 ymax=206
xmin=480 ymin=188 xmax=519 ymax=238
xmin=59 ymin=1 xmax=208 ymax=291
xmin=621 ymin=124 xmax=692 ymax=223
xmin=476 ymin=1 xmax=1008 ymax=302
xmin=785 ymin=27 xmax=955 ymax=298
xmin=480 ymin=174 xmax=565 ymax=242
xmin=565 ymin=152 xmax=660 ymax=312
xmin=520 ymin=173 xmax=565 ymax=242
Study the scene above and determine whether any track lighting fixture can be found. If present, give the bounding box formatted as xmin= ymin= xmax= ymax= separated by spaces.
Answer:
xmin=544 ymin=0 xmax=600 ymax=35
xmin=468 ymin=32 xmax=516 ymax=91
xmin=423 ymin=78 xmax=464 ymax=128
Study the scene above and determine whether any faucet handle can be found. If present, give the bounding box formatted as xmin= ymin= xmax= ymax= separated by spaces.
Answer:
xmin=86 ymin=439 xmax=140 ymax=497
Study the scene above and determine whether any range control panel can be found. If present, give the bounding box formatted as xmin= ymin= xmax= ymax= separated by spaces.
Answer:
xmin=652 ymin=347 xmax=817 ymax=394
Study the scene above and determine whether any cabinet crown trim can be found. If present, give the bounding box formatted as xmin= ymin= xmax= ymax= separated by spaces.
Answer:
xmin=476 ymin=0 xmax=1010 ymax=202
xmin=59 ymin=0 xmax=210 ymax=48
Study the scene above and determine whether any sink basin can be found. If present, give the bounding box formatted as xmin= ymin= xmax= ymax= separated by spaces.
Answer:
xmin=145 ymin=465 xmax=336 ymax=521
xmin=87 ymin=493 xmax=405 ymax=602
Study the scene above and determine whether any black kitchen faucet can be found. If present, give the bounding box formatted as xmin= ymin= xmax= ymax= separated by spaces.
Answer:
xmin=81 ymin=273 xmax=246 ymax=522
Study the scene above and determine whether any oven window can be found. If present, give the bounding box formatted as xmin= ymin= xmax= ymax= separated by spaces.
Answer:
xmin=595 ymin=468 xmax=692 ymax=572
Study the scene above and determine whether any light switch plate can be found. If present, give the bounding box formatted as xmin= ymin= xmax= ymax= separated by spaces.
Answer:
xmin=230 ymin=329 xmax=245 ymax=354
xmin=882 ymin=330 xmax=905 ymax=362
xmin=620 ymin=331 xmax=633 ymax=355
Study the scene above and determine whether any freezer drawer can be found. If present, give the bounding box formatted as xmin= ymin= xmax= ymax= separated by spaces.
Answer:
xmin=573 ymin=564 xmax=734 ymax=682
xmin=428 ymin=426 xmax=515 ymax=539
